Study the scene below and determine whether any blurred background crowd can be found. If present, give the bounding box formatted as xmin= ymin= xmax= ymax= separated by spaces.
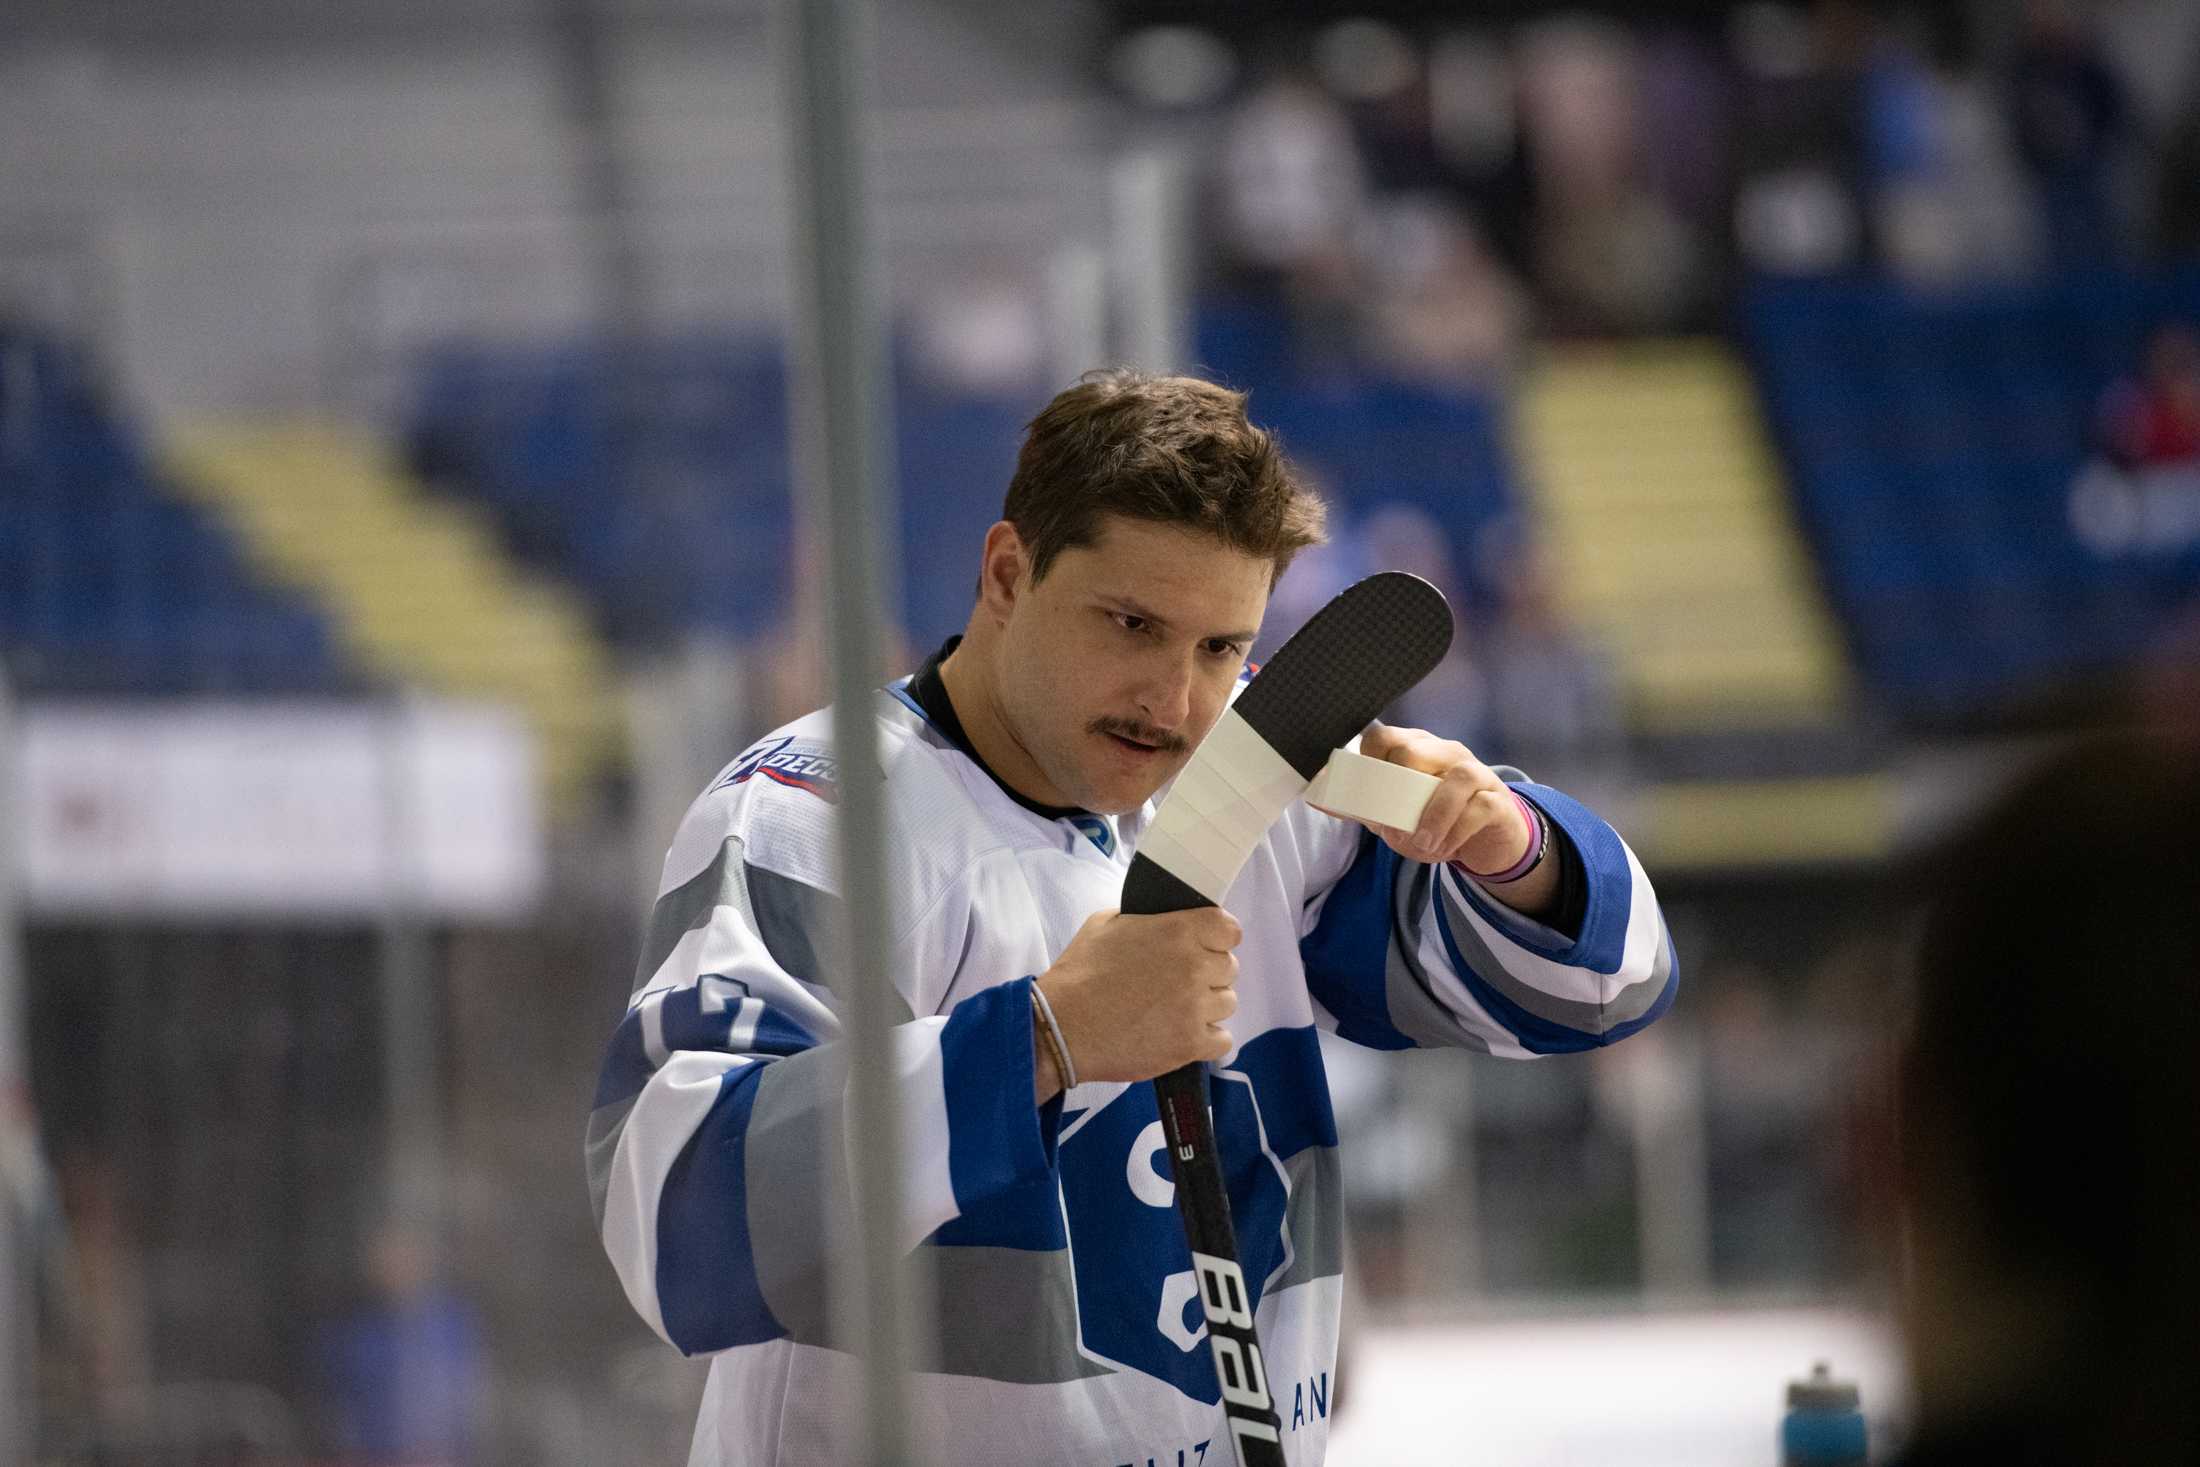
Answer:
xmin=3 ymin=0 xmax=2198 ymax=1463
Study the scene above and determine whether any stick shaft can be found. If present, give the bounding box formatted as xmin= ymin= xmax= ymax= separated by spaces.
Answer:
xmin=1125 ymin=857 xmax=1286 ymax=1466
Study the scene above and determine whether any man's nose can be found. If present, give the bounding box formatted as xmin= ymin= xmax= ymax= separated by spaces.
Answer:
xmin=1135 ymin=650 xmax=1197 ymax=730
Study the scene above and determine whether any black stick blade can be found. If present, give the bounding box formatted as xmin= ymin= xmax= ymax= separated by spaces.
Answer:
xmin=1230 ymin=571 xmax=1454 ymax=780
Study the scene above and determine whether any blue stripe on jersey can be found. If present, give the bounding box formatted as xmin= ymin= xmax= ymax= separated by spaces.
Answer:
xmin=655 ymin=1063 xmax=784 ymax=1353
xmin=592 ymin=1003 xmax=658 ymax=1110
xmin=1456 ymin=783 xmax=1636 ymax=974
xmin=1222 ymin=1024 xmax=1341 ymax=1159
xmin=1297 ymin=832 xmax=1419 ymax=1051
xmin=941 ymin=979 xmax=1065 ymax=1220
xmin=590 ymin=983 xmax=818 ymax=1112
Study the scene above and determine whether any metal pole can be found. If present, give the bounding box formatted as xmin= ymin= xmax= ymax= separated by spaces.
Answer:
xmin=778 ymin=2 xmax=919 ymax=1462
xmin=379 ymin=704 xmax=443 ymax=1237
xmin=1627 ymin=1027 xmax=1713 ymax=1301
xmin=1046 ymin=242 xmax=1109 ymax=386
xmin=549 ymin=0 xmax=650 ymax=336
xmin=0 ymin=673 xmax=30 ymax=1465
xmin=1109 ymin=148 xmax=1190 ymax=373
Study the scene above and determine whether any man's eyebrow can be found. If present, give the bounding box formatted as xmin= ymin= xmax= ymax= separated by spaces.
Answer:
xmin=1103 ymin=597 xmax=1258 ymax=646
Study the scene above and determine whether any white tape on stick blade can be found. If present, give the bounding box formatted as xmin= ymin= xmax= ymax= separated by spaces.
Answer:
xmin=1304 ymin=748 xmax=1441 ymax=832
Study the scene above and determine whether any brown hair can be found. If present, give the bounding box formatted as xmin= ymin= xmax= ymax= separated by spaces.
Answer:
xmin=1003 ymin=369 xmax=1325 ymax=584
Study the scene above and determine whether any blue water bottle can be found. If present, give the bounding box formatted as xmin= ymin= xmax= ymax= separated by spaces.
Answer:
xmin=1782 ymin=1361 xmax=1866 ymax=1466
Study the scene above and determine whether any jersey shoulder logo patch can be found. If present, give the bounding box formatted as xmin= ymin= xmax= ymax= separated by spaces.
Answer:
xmin=716 ymin=734 xmax=839 ymax=804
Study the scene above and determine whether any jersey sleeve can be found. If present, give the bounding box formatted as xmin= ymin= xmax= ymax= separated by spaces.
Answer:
xmin=584 ymin=769 xmax=1061 ymax=1358
xmin=1294 ymin=777 xmax=1677 ymax=1057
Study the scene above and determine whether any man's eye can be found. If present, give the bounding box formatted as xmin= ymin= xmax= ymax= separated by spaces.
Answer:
xmin=1204 ymin=639 xmax=1245 ymax=658
xmin=1114 ymin=613 xmax=1148 ymax=634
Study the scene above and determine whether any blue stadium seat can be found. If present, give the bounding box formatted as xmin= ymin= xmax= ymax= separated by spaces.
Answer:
xmin=0 ymin=325 xmax=354 ymax=695
xmin=1744 ymin=272 xmax=2200 ymax=724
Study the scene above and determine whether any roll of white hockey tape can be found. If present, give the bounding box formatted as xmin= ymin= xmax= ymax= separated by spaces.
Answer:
xmin=1303 ymin=748 xmax=1442 ymax=832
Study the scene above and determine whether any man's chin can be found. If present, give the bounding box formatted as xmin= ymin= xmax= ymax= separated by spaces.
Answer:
xmin=1081 ymin=763 xmax=1184 ymax=816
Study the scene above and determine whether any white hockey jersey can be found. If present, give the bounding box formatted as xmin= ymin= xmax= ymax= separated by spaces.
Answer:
xmin=587 ymin=673 xmax=1677 ymax=1467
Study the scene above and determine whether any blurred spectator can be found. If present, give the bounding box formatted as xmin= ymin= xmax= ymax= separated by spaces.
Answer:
xmin=1731 ymin=1 xmax=1873 ymax=278
xmin=1477 ymin=537 xmax=1624 ymax=783
xmin=2008 ymin=0 xmax=2133 ymax=268
xmin=2095 ymin=321 xmax=2200 ymax=469
xmin=1315 ymin=17 xmax=1439 ymax=195
xmin=2155 ymin=94 xmax=2200 ymax=260
xmin=1208 ymin=66 xmax=1369 ymax=345
xmin=1357 ymin=198 xmax=1530 ymax=388
xmin=56 ymin=1151 xmax=150 ymax=1395
xmin=1518 ymin=17 xmax=1705 ymax=333
xmin=1877 ymin=35 xmax=2042 ymax=285
xmin=1636 ymin=31 xmax=1735 ymax=245
xmin=2135 ymin=597 xmax=2200 ymax=750
xmin=1426 ymin=29 xmax=1539 ymax=280
xmin=1155 ymin=2 xmax=2194 ymax=327
xmin=315 ymin=1219 xmax=482 ymax=1466
xmin=1881 ymin=735 xmax=2200 ymax=1464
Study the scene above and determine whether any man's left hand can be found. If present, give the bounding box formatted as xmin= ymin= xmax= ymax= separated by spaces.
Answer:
xmin=1321 ymin=722 xmax=1532 ymax=873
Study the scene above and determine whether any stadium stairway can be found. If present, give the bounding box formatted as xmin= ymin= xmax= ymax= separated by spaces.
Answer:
xmin=1516 ymin=343 xmax=1890 ymax=869
xmin=164 ymin=422 xmax=620 ymax=813
xmin=1516 ymin=341 xmax=1851 ymax=732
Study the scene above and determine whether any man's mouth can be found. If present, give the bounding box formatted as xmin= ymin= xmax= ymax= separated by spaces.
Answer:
xmin=1094 ymin=722 xmax=1183 ymax=758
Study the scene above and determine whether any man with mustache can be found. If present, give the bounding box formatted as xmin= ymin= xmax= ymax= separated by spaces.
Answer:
xmin=588 ymin=369 xmax=1678 ymax=1465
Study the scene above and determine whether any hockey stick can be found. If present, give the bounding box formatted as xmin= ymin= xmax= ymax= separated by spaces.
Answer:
xmin=1123 ymin=572 xmax=1453 ymax=1466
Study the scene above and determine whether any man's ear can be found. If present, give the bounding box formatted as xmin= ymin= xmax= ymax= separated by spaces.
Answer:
xmin=975 ymin=521 xmax=1030 ymax=624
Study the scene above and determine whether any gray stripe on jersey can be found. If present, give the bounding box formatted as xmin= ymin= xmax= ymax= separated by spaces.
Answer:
xmin=924 ymin=1246 xmax=1113 ymax=1384
xmin=584 ymin=1092 xmax=639 ymax=1232
xmin=1434 ymin=874 xmax=1672 ymax=1035
xmin=634 ymin=840 xmax=739 ymax=987
xmin=1382 ymin=862 xmax=1495 ymax=1053
xmin=635 ymin=838 xmax=908 ymax=1021
xmin=742 ymin=1049 xmax=854 ymax=1347
xmin=746 ymin=861 xmax=851 ymax=998
xmin=1267 ymin=1144 xmax=1345 ymax=1292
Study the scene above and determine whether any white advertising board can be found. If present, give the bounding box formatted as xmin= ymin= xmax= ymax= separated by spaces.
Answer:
xmin=12 ymin=699 xmax=543 ymax=921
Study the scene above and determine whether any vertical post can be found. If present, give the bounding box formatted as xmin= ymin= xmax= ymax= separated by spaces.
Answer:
xmin=0 ymin=673 xmax=29 ymax=1466
xmin=778 ymin=2 xmax=919 ymax=1463
xmin=1426 ymin=1061 xmax=1485 ymax=1303
xmin=1110 ymin=148 xmax=1190 ymax=373
xmin=549 ymin=0 xmax=649 ymax=336
xmin=379 ymin=704 xmax=443 ymax=1236
xmin=1046 ymin=242 xmax=1109 ymax=386
xmin=1626 ymin=1027 xmax=1713 ymax=1300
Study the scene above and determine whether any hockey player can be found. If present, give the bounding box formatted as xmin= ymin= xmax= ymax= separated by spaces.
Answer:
xmin=587 ymin=370 xmax=1678 ymax=1465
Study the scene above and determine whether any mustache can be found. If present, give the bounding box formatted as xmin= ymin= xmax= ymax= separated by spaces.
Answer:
xmin=1089 ymin=717 xmax=1189 ymax=754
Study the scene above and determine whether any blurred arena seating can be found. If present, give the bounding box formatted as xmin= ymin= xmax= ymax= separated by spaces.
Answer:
xmin=405 ymin=333 xmax=1027 ymax=654
xmin=0 ymin=326 xmax=353 ymax=696
xmin=165 ymin=419 xmax=620 ymax=813
xmin=1744 ymin=269 xmax=2200 ymax=726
